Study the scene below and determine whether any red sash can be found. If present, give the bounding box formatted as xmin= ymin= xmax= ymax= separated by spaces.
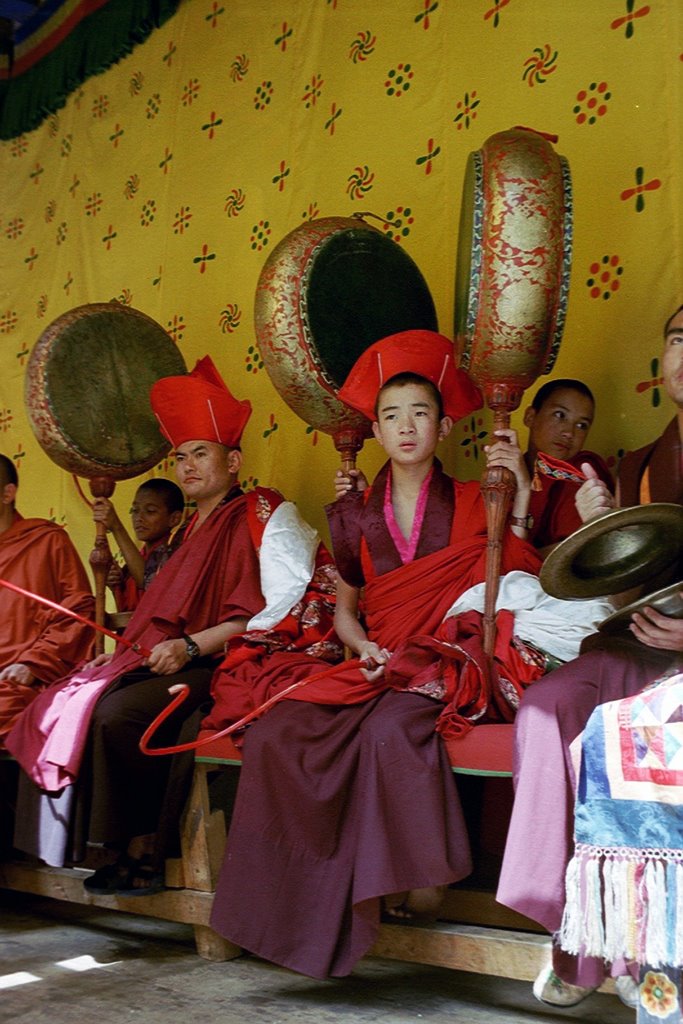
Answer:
xmin=364 ymin=530 xmax=541 ymax=650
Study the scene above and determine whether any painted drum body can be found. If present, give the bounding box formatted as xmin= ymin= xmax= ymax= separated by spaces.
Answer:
xmin=254 ymin=216 xmax=438 ymax=445
xmin=454 ymin=127 xmax=572 ymax=412
xmin=25 ymin=302 xmax=186 ymax=479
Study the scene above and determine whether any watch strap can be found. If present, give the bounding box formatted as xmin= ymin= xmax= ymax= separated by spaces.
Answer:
xmin=183 ymin=634 xmax=201 ymax=660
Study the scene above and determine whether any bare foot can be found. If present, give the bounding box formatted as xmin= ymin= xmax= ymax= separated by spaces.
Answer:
xmin=405 ymin=884 xmax=447 ymax=917
xmin=126 ymin=833 xmax=155 ymax=862
xmin=383 ymin=892 xmax=412 ymax=919
xmin=383 ymin=885 xmax=447 ymax=921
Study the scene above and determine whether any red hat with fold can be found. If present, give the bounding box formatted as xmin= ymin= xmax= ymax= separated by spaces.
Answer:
xmin=150 ymin=355 xmax=252 ymax=448
xmin=337 ymin=330 xmax=482 ymax=422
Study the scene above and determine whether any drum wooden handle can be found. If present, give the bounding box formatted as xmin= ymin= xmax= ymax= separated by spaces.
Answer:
xmin=89 ymin=476 xmax=115 ymax=655
xmin=333 ymin=427 xmax=366 ymax=473
xmin=481 ymin=464 xmax=516 ymax=657
xmin=481 ymin=404 xmax=517 ymax=659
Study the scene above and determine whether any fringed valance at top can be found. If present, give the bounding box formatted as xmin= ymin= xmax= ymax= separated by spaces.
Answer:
xmin=0 ymin=0 xmax=182 ymax=140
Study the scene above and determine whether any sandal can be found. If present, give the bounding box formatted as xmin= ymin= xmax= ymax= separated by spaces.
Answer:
xmin=381 ymin=885 xmax=446 ymax=925
xmin=114 ymin=854 xmax=165 ymax=897
xmin=84 ymin=856 xmax=129 ymax=895
xmin=382 ymin=904 xmax=416 ymax=924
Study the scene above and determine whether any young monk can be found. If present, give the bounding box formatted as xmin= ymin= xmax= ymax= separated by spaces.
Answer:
xmin=92 ymin=478 xmax=185 ymax=612
xmin=488 ymin=378 xmax=614 ymax=555
xmin=337 ymin=376 xmax=613 ymax=558
xmin=209 ymin=330 xmax=545 ymax=979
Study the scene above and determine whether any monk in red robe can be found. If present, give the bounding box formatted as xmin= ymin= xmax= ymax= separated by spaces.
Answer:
xmin=0 ymin=454 xmax=94 ymax=747
xmin=209 ymin=331 xmax=543 ymax=979
xmin=520 ymin=378 xmax=613 ymax=552
xmin=8 ymin=358 xmax=330 ymax=891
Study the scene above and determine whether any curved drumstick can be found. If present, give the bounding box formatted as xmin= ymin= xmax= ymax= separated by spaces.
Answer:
xmin=139 ymin=657 xmax=364 ymax=756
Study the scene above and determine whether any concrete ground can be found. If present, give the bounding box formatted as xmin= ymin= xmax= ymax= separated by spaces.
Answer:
xmin=0 ymin=890 xmax=634 ymax=1024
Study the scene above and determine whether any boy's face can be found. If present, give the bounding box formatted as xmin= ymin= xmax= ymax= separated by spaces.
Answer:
xmin=130 ymin=488 xmax=181 ymax=544
xmin=372 ymin=382 xmax=452 ymax=466
xmin=523 ymin=387 xmax=594 ymax=462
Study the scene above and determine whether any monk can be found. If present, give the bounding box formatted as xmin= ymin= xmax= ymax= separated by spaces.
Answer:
xmin=209 ymin=331 xmax=548 ymax=980
xmin=521 ymin=378 xmax=613 ymax=551
xmin=497 ymin=305 xmax=683 ymax=1010
xmin=0 ymin=454 xmax=94 ymax=748
xmin=7 ymin=356 xmax=333 ymax=892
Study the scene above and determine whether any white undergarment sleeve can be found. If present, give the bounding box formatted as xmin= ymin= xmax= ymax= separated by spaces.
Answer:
xmin=246 ymin=501 xmax=319 ymax=631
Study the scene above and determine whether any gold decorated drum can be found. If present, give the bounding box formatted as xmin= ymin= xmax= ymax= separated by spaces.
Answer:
xmin=254 ymin=215 xmax=439 ymax=457
xmin=25 ymin=302 xmax=187 ymax=480
xmin=454 ymin=127 xmax=572 ymax=413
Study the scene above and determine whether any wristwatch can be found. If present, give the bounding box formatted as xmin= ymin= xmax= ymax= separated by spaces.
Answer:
xmin=509 ymin=513 xmax=534 ymax=530
xmin=183 ymin=635 xmax=201 ymax=660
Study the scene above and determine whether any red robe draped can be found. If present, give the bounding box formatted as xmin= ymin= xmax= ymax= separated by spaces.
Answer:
xmin=6 ymin=494 xmax=264 ymax=789
xmin=528 ymin=449 xmax=614 ymax=549
xmin=203 ymin=462 xmax=542 ymax=742
xmin=209 ymin=462 xmax=542 ymax=979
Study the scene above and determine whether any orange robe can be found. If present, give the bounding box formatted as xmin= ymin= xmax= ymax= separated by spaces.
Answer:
xmin=0 ymin=514 xmax=94 ymax=745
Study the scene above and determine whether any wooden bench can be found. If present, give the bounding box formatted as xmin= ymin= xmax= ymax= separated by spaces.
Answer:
xmin=0 ymin=731 xmax=616 ymax=991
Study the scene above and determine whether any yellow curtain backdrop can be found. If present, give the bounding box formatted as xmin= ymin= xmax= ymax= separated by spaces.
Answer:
xmin=0 ymin=0 xmax=681 ymax=584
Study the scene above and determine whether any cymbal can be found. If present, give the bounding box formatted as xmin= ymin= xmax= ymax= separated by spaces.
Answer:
xmin=598 ymin=580 xmax=683 ymax=634
xmin=540 ymin=503 xmax=683 ymax=599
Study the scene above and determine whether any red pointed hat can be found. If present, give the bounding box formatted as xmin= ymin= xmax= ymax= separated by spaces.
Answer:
xmin=338 ymin=330 xmax=482 ymax=422
xmin=150 ymin=355 xmax=252 ymax=448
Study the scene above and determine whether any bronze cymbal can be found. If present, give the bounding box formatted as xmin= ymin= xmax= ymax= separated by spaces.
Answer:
xmin=540 ymin=503 xmax=683 ymax=599
xmin=598 ymin=580 xmax=683 ymax=634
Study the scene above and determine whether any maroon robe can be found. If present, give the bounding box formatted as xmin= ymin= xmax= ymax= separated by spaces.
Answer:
xmin=8 ymin=491 xmax=265 ymax=865
xmin=210 ymin=462 xmax=541 ymax=979
xmin=618 ymin=416 xmax=682 ymax=506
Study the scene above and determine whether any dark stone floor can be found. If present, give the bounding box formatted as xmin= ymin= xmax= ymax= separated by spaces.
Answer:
xmin=0 ymin=890 xmax=634 ymax=1024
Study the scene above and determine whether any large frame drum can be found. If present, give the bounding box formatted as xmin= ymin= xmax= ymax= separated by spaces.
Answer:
xmin=455 ymin=126 xmax=572 ymax=416
xmin=25 ymin=302 xmax=186 ymax=479
xmin=255 ymin=215 xmax=439 ymax=465
xmin=25 ymin=301 xmax=187 ymax=650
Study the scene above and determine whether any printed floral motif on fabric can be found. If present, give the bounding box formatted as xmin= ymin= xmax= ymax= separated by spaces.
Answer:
xmin=408 ymin=676 xmax=448 ymax=701
xmin=497 ymin=675 xmax=521 ymax=711
xmin=254 ymin=493 xmax=273 ymax=525
xmin=638 ymin=967 xmax=681 ymax=1022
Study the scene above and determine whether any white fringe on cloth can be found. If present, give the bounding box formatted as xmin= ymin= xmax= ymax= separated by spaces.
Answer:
xmin=560 ymin=844 xmax=683 ymax=968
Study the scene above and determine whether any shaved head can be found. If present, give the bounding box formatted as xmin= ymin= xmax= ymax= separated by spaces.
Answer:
xmin=0 ymin=455 xmax=18 ymax=490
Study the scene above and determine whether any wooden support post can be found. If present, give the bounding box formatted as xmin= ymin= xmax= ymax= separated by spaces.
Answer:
xmin=88 ymin=475 xmax=115 ymax=655
xmin=179 ymin=762 xmax=241 ymax=962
